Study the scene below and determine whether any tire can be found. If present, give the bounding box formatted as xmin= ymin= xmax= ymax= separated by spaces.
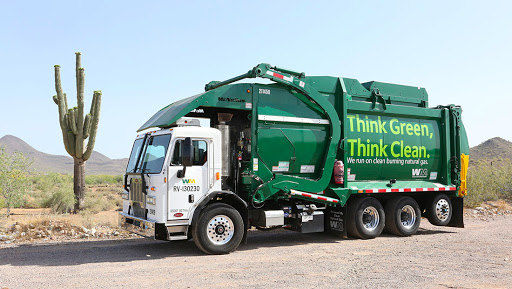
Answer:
xmin=427 ymin=194 xmax=452 ymax=226
xmin=347 ymin=197 xmax=385 ymax=239
xmin=192 ymin=203 xmax=244 ymax=254
xmin=385 ymin=197 xmax=421 ymax=236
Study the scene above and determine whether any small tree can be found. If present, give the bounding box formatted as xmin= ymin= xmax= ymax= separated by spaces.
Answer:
xmin=0 ymin=147 xmax=31 ymax=218
xmin=53 ymin=52 xmax=102 ymax=213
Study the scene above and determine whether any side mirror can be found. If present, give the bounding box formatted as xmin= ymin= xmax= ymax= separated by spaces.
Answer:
xmin=178 ymin=137 xmax=193 ymax=178
xmin=182 ymin=137 xmax=193 ymax=167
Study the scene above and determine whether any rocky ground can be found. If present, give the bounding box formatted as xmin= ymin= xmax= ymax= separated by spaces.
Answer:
xmin=0 ymin=202 xmax=511 ymax=288
xmin=0 ymin=209 xmax=137 ymax=245
xmin=0 ymin=220 xmax=136 ymax=245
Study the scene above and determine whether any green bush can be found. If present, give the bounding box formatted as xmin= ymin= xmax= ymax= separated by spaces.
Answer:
xmin=20 ymin=173 xmax=122 ymax=213
xmin=85 ymin=175 xmax=123 ymax=185
xmin=466 ymin=160 xmax=512 ymax=207
xmin=25 ymin=173 xmax=72 ymax=208
xmin=83 ymin=194 xmax=111 ymax=213
xmin=32 ymin=173 xmax=72 ymax=192
xmin=43 ymin=186 xmax=75 ymax=213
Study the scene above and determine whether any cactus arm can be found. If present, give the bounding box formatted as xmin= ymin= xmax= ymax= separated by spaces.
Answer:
xmin=83 ymin=113 xmax=91 ymax=139
xmin=75 ymin=52 xmax=81 ymax=87
xmin=54 ymin=65 xmax=74 ymax=156
xmin=83 ymin=91 xmax=101 ymax=161
xmin=67 ymin=131 xmax=76 ymax=156
xmin=63 ymin=93 xmax=68 ymax=111
xmin=75 ymin=66 xmax=85 ymax=159
xmin=53 ymin=95 xmax=58 ymax=105
xmin=67 ymin=108 xmax=78 ymax=135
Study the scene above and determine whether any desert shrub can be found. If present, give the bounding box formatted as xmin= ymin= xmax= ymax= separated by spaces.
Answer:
xmin=83 ymin=194 xmax=111 ymax=214
xmin=26 ymin=173 xmax=73 ymax=208
xmin=22 ymin=173 xmax=123 ymax=213
xmin=85 ymin=175 xmax=123 ymax=185
xmin=31 ymin=173 xmax=72 ymax=192
xmin=0 ymin=148 xmax=32 ymax=217
xmin=466 ymin=160 xmax=512 ymax=207
xmin=43 ymin=186 xmax=75 ymax=213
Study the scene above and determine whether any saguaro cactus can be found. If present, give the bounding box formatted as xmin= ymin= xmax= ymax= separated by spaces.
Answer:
xmin=53 ymin=52 xmax=101 ymax=212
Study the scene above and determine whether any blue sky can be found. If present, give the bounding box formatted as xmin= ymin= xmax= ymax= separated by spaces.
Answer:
xmin=1 ymin=1 xmax=511 ymax=159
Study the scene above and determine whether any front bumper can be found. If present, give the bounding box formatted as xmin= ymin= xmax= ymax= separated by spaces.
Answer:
xmin=119 ymin=212 xmax=156 ymax=238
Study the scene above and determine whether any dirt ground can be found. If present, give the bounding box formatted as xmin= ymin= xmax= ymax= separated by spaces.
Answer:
xmin=1 ymin=214 xmax=511 ymax=289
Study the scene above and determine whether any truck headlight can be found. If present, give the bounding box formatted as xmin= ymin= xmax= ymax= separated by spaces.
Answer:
xmin=146 ymin=195 xmax=156 ymax=205
xmin=122 ymin=192 xmax=129 ymax=200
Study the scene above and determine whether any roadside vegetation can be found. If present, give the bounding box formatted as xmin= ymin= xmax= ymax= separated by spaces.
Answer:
xmin=466 ymin=160 xmax=512 ymax=207
xmin=0 ymin=147 xmax=31 ymax=217
xmin=19 ymin=173 xmax=123 ymax=214
xmin=0 ymin=173 xmax=126 ymax=243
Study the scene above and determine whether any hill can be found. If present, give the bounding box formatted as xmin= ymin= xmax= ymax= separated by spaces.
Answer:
xmin=0 ymin=135 xmax=128 ymax=175
xmin=470 ymin=137 xmax=512 ymax=165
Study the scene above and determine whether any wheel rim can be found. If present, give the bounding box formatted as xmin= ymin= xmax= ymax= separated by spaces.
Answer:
xmin=362 ymin=206 xmax=380 ymax=231
xmin=435 ymin=199 xmax=450 ymax=221
xmin=400 ymin=205 xmax=417 ymax=229
xmin=206 ymin=215 xmax=234 ymax=245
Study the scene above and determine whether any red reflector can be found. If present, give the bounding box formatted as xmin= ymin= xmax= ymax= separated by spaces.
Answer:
xmin=273 ymin=72 xmax=284 ymax=79
xmin=174 ymin=213 xmax=183 ymax=218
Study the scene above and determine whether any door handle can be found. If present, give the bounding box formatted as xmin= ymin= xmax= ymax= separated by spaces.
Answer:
xmin=189 ymin=194 xmax=194 ymax=203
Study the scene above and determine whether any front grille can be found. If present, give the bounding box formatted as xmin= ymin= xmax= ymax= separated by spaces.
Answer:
xmin=130 ymin=178 xmax=144 ymax=205
xmin=129 ymin=177 xmax=146 ymax=218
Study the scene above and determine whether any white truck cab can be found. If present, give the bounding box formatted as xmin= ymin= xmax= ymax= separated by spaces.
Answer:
xmin=120 ymin=123 xmax=225 ymax=241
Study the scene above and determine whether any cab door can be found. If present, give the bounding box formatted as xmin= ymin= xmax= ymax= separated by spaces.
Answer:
xmin=167 ymin=139 xmax=209 ymax=220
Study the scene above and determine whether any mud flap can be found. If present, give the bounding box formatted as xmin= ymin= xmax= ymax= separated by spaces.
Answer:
xmin=325 ymin=205 xmax=347 ymax=238
xmin=242 ymin=209 xmax=249 ymax=244
xmin=447 ymin=197 xmax=464 ymax=228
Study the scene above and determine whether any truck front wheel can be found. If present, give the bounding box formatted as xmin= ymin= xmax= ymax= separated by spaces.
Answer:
xmin=385 ymin=196 xmax=421 ymax=236
xmin=427 ymin=194 xmax=452 ymax=226
xmin=192 ymin=203 xmax=244 ymax=254
xmin=347 ymin=197 xmax=385 ymax=239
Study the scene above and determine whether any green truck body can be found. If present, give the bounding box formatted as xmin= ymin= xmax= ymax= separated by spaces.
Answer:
xmin=121 ymin=64 xmax=469 ymax=254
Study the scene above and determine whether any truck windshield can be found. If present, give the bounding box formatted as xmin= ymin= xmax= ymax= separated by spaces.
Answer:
xmin=126 ymin=134 xmax=172 ymax=174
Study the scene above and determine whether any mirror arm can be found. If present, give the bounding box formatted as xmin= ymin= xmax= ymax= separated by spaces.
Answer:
xmin=177 ymin=166 xmax=186 ymax=178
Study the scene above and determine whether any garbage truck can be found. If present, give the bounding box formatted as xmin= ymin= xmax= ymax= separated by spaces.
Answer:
xmin=119 ymin=63 xmax=469 ymax=254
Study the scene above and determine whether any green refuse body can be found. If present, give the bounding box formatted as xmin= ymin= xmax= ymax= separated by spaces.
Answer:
xmin=139 ymin=64 xmax=469 ymax=204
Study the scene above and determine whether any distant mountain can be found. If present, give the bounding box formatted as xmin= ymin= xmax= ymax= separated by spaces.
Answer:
xmin=0 ymin=135 xmax=128 ymax=175
xmin=470 ymin=137 xmax=512 ymax=165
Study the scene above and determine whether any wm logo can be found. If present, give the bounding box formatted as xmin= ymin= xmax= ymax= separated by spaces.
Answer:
xmin=412 ymin=169 xmax=427 ymax=178
xmin=182 ymin=179 xmax=196 ymax=184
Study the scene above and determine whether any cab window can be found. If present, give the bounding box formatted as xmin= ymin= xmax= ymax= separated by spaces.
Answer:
xmin=171 ymin=140 xmax=208 ymax=166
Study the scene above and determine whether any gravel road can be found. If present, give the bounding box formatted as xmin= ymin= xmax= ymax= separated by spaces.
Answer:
xmin=1 ymin=215 xmax=511 ymax=289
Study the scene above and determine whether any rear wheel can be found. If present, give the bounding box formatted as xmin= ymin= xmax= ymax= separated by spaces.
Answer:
xmin=427 ymin=194 xmax=452 ymax=226
xmin=385 ymin=197 xmax=421 ymax=236
xmin=347 ymin=197 xmax=385 ymax=239
xmin=192 ymin=203 xmax=244 ymax=254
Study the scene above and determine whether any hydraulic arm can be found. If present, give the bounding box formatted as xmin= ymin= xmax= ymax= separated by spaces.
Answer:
xmin=206 ymin=64 xmax=341 ymax=204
